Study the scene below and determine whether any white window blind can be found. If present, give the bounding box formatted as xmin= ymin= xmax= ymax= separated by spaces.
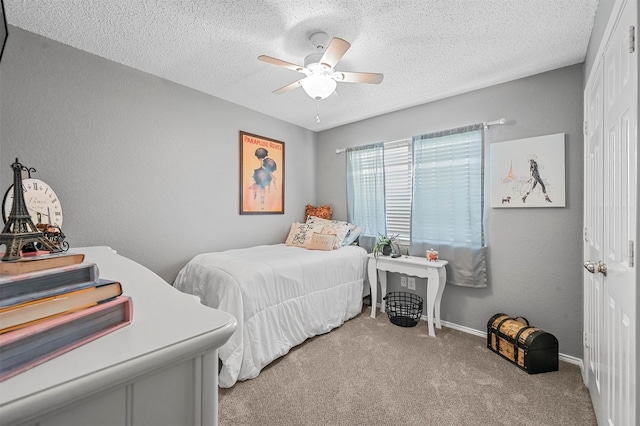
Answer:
xmin=383 ymin=140 xmax=412 ymax=242
xmin=411 ymin=129 xmax=485 ymax=248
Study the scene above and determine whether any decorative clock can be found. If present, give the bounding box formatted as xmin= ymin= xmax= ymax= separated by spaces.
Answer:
xmin=2 ymin=178 xmax=64 ymax=228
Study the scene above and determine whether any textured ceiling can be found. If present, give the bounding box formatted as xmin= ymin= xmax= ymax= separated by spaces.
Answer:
xmin=5 ymin=1 xmax=598 ymax=132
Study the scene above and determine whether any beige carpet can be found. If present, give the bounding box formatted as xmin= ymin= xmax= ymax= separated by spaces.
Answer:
xmin=219 ymin=306 xmax=596 ymax=425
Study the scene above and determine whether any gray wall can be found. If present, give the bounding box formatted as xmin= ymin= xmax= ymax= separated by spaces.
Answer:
xmin=0 ymin=27 xmax=317 ymax=283
xmin=317 ymin=64 xmax=585 ymax=357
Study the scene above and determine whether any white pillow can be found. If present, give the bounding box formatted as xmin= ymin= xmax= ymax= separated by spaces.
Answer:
xmin=320 ymin=223 xmax=351 ymax=249
xmin=307 ymin=216 xmax=356 ymax=247
xmin=306 ymin=215 xmax=354 ymax=229
xmin=343 ymin=226 xmax=363 ymax=246
xmin=285 ymin=222 xmax=326 ymax=248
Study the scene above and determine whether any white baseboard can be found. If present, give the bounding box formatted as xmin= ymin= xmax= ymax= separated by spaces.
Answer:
xmin=439 ymin=319 xmax=485 ymax=338
xmin=370 ymin=309 xmax=586 ymax=370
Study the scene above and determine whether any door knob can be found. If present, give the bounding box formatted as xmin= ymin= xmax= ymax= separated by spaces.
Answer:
xmin=584 ymin=261 xmax=597 ymax=273
xmin=597 ymin=261 xmax=607 ymax=276
xmin=583 ymin=261 xmax=607 ymax=276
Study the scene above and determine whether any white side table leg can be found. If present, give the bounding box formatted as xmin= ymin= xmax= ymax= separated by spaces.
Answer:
xmin=379 ymin=270 xmax=387 ymax=314
xmin=434 ymin=267 xmax=447 ymax=329
xmin=425 ymin=270 xmax=438 ymax=337
xmin=367 ymin=259 xmax=378 ymax=318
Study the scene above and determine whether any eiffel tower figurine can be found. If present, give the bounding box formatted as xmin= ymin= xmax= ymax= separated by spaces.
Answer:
xmin=0 ymin=159 xmax=61 ymax=261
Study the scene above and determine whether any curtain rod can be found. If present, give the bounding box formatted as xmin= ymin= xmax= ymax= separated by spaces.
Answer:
xmin=335 ymin=138 xmax=407 ymax=154
xmin=335 ymin=117 xmax=507 ymax=154
xmin=483 ymin=117 xmax=507 ymax=129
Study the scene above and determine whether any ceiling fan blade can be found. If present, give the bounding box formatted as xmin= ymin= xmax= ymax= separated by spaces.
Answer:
xmin=320 ymin=38 xmax=351 ymax=68
xmin=258 ymin=55 xmax=304 ymax=72
xmin=273 ymin=80 xmax=303 ymax=94
xmin=338 ymin=72 xmax=384 ymax=84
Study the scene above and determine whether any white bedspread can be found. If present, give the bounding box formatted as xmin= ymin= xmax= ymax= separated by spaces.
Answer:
xmin=173 ymin=244 xmax=368 ymax=388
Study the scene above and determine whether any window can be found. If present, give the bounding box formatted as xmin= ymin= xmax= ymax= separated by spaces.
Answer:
xmin=411 ymin=127 xmax=485 ymax=252
xmin=383 ymin=140 xmax=412 ymax=242
xmin=346 ymin=124 xmax=487 ymax=288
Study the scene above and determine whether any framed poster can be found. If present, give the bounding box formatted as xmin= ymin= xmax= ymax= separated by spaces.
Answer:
xmin=0 ymin=0 xmax=7 ymax=63
xmin=239 ymin=131 xmax=284 ymax=214
xmin=490 ymin=133 xmax=565 ymax=208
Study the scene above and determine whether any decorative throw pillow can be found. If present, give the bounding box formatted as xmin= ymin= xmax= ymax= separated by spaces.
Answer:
xmin=343 ymin=226 xmax=363 ymax=246
xmin=306 ymin=215 xmax=352 ymax=228
xmin=307 ymin=233 xmax=337 ymax=251
xmin=307 ymin=216 xmax=357 ymax=247
xmin=320 ymin=223 xmax=351 ymax=249
xmin=305 ymin=204 xmax=332 ymax=221
xmin=285 ymin=222 xmax=326 ymax=248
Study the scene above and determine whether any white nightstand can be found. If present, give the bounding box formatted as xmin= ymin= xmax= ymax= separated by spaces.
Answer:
xmin=367 ymin=254 xmax=448 ymax=337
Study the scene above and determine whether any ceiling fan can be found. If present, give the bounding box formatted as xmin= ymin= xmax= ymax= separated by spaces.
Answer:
xmin=258 ymin=31 xmax=384 ymax=101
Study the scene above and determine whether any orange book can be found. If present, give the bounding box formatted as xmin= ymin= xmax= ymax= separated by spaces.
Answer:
xmin=0 ymin=252 xmax=84 ymax=275
xmin=0 ymin=280 xmax=122 ymax=334
xmin=0 ymin=295 xmax=133 ymax=382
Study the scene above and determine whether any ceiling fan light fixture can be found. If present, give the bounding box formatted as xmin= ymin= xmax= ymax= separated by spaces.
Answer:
xmin=259 ymin=33 xmax=382 ymax=104
xmin=300 ymin=74 xmax=336 ymax=100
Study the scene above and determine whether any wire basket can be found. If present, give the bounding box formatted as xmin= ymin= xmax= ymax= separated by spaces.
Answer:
xmin=384 ymin=292 xmax=423 ymax=327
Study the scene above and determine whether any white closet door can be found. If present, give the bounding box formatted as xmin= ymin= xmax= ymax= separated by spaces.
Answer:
xmin=584 ymin=1 xmax=637 ymax=424
xmin=584 ymin=57 xmax=604 ymax=421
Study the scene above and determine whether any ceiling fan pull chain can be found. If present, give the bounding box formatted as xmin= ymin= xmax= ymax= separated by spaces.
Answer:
xmin=316 ymin=100 xmax=321 ymax=124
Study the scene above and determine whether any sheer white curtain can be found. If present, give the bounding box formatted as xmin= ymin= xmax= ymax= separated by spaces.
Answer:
xmin=410 ymin=124 xmax=487 ymax=288
xmin=346 ymin=143 xmax=386 ymax=252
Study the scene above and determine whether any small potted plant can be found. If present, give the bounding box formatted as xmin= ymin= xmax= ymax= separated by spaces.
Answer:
xmin=373 ymin=233 xmax=400 ymax=258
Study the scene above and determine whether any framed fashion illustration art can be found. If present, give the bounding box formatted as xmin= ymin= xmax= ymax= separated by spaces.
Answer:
xmin=0 ymin=0 xmax=7 ymax=63
xmin=489 ymin=133 xmax=565 ymax=208
xmin=239 ymin=131 xmax=285 ymax=214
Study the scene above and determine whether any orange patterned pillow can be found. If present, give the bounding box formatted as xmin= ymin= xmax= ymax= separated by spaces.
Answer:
xmin=305 ymin=204 xmax=332 ymax=221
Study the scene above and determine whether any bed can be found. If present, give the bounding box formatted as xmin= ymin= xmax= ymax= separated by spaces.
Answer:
xmin=173 ymin=242 xmax=368 ymax=388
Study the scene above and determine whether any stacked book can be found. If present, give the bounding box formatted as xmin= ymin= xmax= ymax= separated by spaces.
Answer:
xmin=0 ymin=252 xmax=133 ymax=382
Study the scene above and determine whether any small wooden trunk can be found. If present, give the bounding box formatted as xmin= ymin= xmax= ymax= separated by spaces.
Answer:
xmin=487 ymin=313 xmax=559 ymax=374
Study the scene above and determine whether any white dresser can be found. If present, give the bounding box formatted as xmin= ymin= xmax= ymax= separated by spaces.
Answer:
xmin=0 ymin=246 xmax=236 ymax=426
